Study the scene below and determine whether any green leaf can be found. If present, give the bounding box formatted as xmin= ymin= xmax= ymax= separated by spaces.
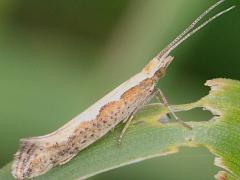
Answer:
xmin=0 ymin=78 xmax=240 ymax=179
xmin=215 ymin=171 xmax=237 ymax=180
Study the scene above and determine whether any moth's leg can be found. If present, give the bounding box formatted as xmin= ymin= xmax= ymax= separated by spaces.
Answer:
xmin=118 ymin=90 xmax=158 ymax=144
xmin=123 ymin=115 xmax=130 ymax=123
xmin=118 ymin=113 xmax=134 ymax=146
xmin=155 ymin=88 xmax=192 ymax=129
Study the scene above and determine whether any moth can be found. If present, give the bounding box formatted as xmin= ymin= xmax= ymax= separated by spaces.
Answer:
xmin=12 ymin=0 xmax=235 ymax=179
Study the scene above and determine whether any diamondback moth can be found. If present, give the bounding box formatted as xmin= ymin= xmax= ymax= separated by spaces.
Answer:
xmin=12 ymin=1 xmax=235 ymax=179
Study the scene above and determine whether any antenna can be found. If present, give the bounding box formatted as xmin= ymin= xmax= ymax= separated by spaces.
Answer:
xmin=156 ymin=0 xmax=235 ymax=60
xmin=164 ymin=5 xmax=235 ymax=57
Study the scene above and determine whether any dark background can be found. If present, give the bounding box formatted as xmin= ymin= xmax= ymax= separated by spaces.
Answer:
xmin=0 ymin=0 xmax=239 ymax=179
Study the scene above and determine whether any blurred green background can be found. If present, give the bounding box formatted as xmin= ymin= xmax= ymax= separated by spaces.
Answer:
xmin=0 ymin=0 xmax=239 ymax=179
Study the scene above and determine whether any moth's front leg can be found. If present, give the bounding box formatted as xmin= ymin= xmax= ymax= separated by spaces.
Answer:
xmin=154 ymin=88 xmax=192 ymax=129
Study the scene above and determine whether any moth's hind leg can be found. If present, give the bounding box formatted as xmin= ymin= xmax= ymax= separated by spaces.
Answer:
xmin=155 ymin=88 xmax=192 ymax=129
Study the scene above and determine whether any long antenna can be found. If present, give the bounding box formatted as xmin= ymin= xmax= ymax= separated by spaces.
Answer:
xmin=164 ymin=5 xmax=235 ymax=57
xmin=156 ymin=0 xmax=235 ymax=60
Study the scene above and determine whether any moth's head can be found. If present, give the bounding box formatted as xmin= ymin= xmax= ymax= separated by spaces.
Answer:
xmin=159 ymin=55 xmax=174 ymax=70
xmin=142 ymin=55 xmax=174 ymax=77
xmin=12 ymin=140 xmax=54 ymax=179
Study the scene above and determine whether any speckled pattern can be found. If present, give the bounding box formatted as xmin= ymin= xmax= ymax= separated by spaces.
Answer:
xmin=12 ymin=67 xmax=165 ymax=179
